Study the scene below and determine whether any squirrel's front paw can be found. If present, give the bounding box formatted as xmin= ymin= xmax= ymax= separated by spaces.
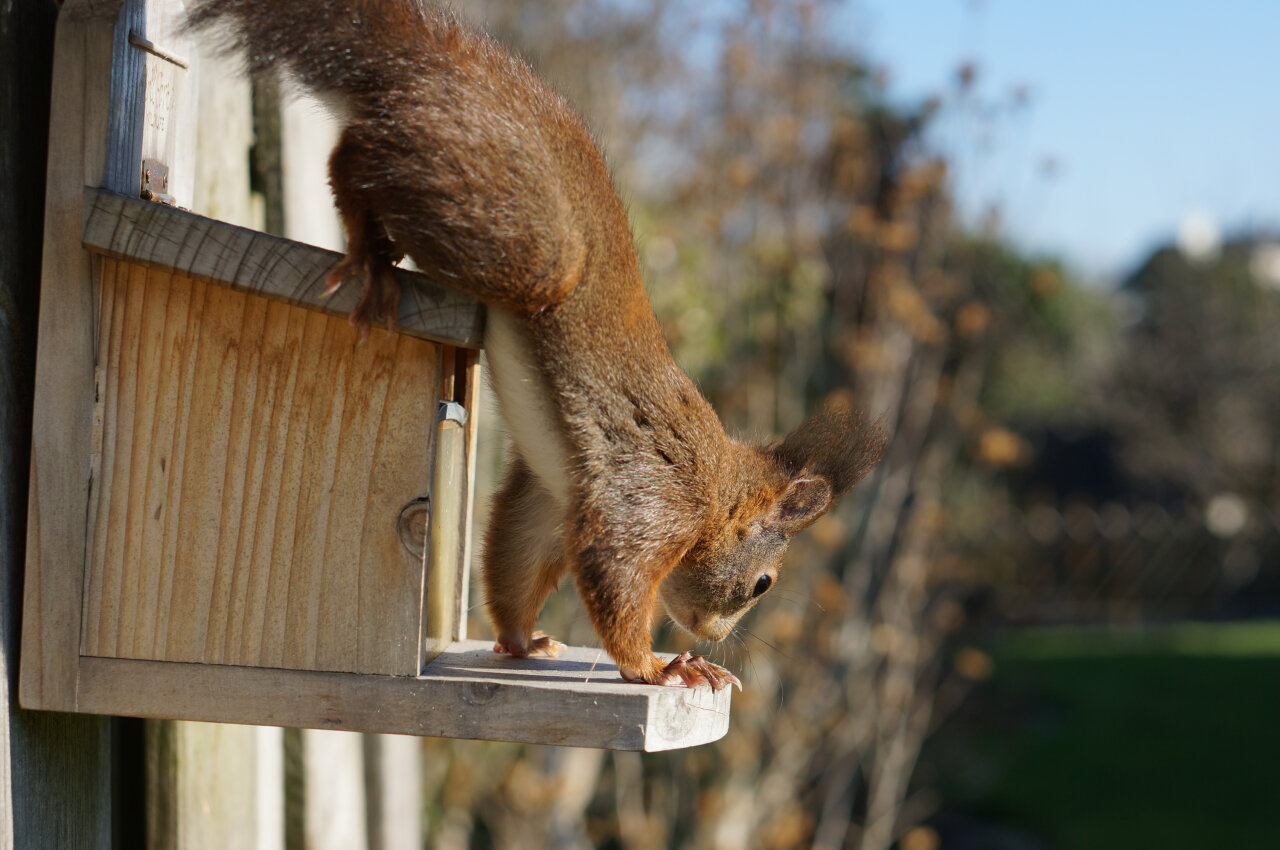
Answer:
xmin=493 ymin=630 xmax=564 ymax=659
xmin=625 ymin=652 xmax=741 ymax=691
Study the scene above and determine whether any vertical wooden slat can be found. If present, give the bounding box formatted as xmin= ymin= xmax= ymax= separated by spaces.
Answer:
xmin=301 ymin=731 xmax=368 ymax=850
xmin=147 ymin=720 xmax=280 ymax=850
xmin=362 ymin=735 xmax=422 ymax=850
xmin=455 ymin=349 xmax=484 ymax=640
xmin=20 ymin=9 xmax=107 ymax=710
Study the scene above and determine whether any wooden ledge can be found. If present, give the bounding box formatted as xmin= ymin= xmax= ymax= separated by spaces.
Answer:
xmin=72 ymin=641 xmax=732 ymax=751
xmin=80 ymin=188 xmax=485 ymax=348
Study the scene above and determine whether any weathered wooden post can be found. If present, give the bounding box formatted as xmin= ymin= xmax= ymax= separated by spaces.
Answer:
xmin=1 ymin=0 xmax=119 ymax=847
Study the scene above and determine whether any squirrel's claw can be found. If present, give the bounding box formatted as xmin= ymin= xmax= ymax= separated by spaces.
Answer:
xmin=326 ymin=249 xmax=401 ymax=337
xmin=323 ymin=257 xmax=359 ymax=298
xmin=347 ymin=259 xmax=400 ymax=337
xmin=493 ymin=630 xmax=564 ymax=659
xmin=654 ymin=651 xmax=742 ymax=692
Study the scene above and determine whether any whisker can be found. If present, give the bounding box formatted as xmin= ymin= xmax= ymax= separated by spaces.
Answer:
xmin=732 ymin=631 xmax=759 ymax=685
xmin=740 ymin=626 xmax=799 ymax=663
xmin=774 ymin=590 xmax=825 ymax=614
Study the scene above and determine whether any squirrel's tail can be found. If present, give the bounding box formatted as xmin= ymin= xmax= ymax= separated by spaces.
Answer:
xmin=186 ymin=0 xmax=461 ymax=110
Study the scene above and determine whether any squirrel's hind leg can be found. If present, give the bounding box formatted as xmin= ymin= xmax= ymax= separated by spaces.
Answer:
xmin=483 ymin=456 xmax=569 ymax=658
xmin=326 ymin=128 xmax=403 ymax=336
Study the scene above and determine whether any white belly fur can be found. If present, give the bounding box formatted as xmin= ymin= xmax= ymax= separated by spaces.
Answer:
xmin=483 ymin=308 xmax=573 ymax=507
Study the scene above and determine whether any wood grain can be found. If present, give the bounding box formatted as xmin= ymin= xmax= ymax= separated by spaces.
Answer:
xmin=80 ymin=262 xmax=438 ymax=676
xmin=81 ymin=189 xmax=484 ymax=349
xmin=76 ymin=641 xmax=733 ymax=752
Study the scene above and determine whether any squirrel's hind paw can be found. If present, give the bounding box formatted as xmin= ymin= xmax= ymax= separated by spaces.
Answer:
xmin=493 ymin=630 xmax=565 ymax=659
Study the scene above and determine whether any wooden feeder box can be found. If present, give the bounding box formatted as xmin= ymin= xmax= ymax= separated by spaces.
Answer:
xmin=20 ymin=0 xmax=730 ymax=751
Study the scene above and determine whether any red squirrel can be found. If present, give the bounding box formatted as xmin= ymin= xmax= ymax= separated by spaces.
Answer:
xmin=189 ymin=0 xmax=885 ymax=690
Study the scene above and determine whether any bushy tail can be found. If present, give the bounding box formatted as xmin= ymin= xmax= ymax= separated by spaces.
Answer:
xmin=186 ymin=0 xmax=459 ymax=109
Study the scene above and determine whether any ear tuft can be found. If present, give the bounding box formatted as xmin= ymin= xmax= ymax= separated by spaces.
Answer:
xmin=772 ymin=476 xmax=833 ymax=533
xmin=770 ymin=391 xmax=887 ymax=498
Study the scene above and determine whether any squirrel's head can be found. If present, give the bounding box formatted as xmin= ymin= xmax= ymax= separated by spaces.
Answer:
xmin=659 ymin=393 xmax=886 ymax=642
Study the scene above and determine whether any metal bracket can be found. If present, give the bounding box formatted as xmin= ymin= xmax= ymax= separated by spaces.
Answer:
xmin=438 ymin=400 xmax=468 ymax=427
xmin=140 ymin=159 xmax=174 ymax=205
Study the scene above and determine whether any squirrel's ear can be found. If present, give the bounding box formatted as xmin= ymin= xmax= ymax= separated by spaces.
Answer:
xmin=770 ymin=391 xmax=887 ymax=500
xmin=772 ymin=476 xmax=833 ymax=534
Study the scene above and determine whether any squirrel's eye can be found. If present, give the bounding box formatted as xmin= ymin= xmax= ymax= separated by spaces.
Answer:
xmin=752 ymin=574 xmax=773 ymax=598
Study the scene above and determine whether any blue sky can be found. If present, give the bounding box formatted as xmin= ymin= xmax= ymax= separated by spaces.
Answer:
xmin=844 ymin=0 xmax=1280 ymax=280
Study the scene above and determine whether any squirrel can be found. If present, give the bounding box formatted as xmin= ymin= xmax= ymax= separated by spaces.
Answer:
xmin=188 ymin=0 xmax=886 ymax=690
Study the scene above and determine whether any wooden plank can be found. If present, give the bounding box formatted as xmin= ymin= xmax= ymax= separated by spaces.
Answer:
xmin=75 ymin=641 xmax=733 ymax=752
xmin=81 ymin=265 xmax=436 ymax=675
xmin=81 ymin=188 xmax=485 ymax=348
xmin=147 ymin=720 xmax=276 ymax=850
xmin=19 ymin=5 xmax=115 ymax=714
xmin=454 ymin=350 xmax=483 ymax=640
xmin=102 ymin=0 xmax=145 ymax=195
xmin=300 ymin=731 xmax=367 ymax=850
xmin=362 ymin=735 xmax=421 ymax=850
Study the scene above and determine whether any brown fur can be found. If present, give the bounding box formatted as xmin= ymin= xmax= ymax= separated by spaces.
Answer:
xmin=188 ymin=0 xmax=886 ymax=687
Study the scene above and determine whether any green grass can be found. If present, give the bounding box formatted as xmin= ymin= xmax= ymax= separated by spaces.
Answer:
xmin=932 ymin=621 xmax=1280 ymax=850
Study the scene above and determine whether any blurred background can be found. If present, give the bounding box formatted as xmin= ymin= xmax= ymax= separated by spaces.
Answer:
xmin=252 ymin=1 xmax=1280 ymax=847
